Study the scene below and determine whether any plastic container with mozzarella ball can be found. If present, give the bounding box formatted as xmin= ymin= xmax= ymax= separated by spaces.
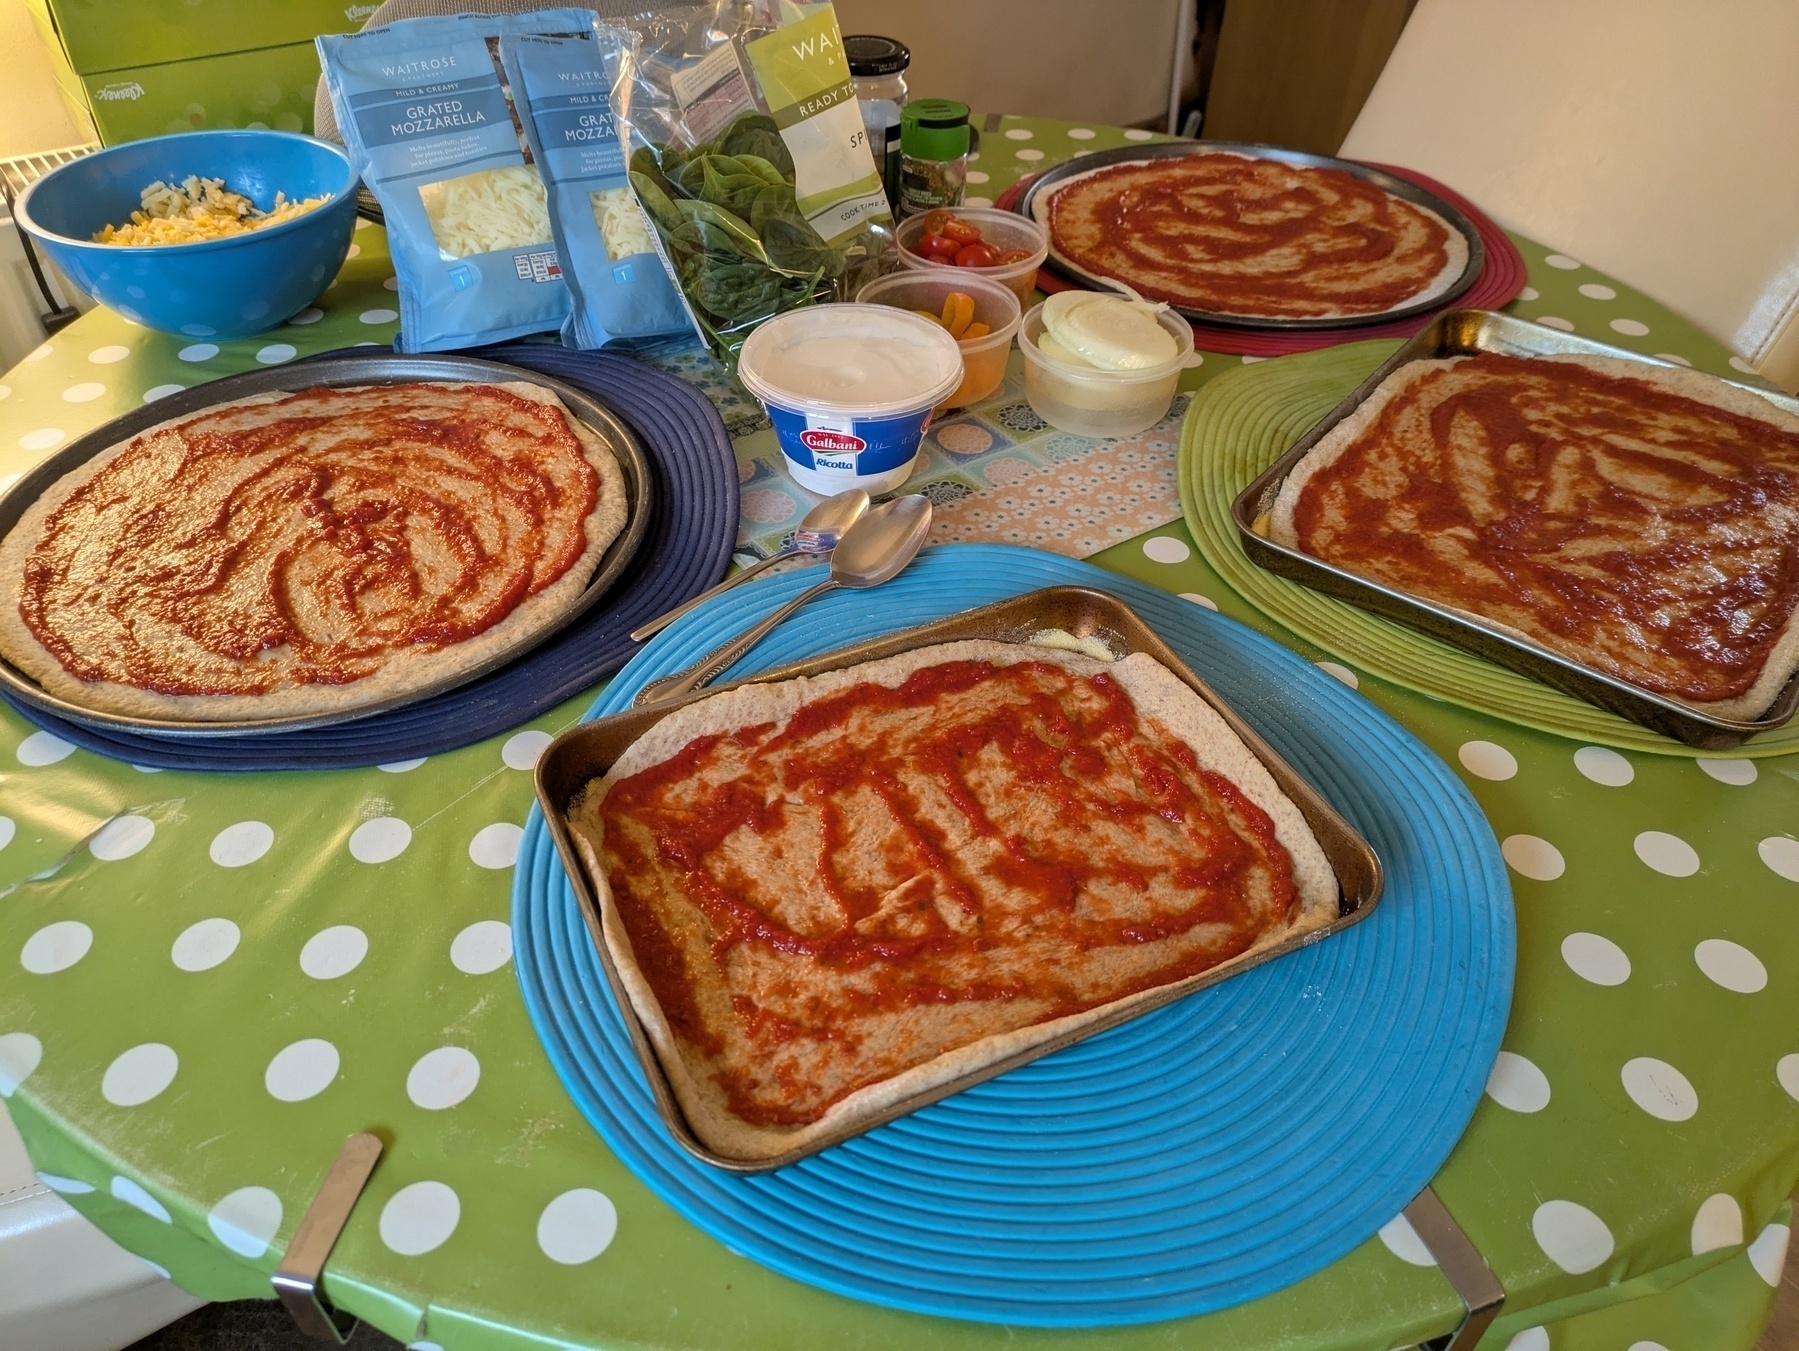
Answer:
xmin=737 ymin=304 xmax=964 ymax=496
xmin=1018 ymin=300 xmax=1193 ymax=438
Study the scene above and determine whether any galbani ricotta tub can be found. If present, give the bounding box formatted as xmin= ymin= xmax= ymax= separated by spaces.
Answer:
xmin=737 ymin=304 xmax=964 ymax=496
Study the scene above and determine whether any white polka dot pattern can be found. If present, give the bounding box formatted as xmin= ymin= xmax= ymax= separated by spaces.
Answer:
xmin=537 ymin=1189 xmax=618 ymax=1264
xmin=502 ymin=731 xmax=552 ymax=771
xmin=265 ymin=1039 xmax=340 ymax=1102
xmin=112 ymin=1176 xmax=171 ymax=1223
xmin=90 ymin=815 xmax=155 ymax=861
xmin=1485 ymin=1051 xmax=1550 ymax=1113
xmin=1561 ymin=932 xmax=1629 ymax=985
xmin=1698 ymin=758 xmax=1756 ymax=785
xmin=1694 ymin=939 xmax=1766 ymax=993
xmin=1620 ymin=1056 xmax=1697 ymax=1121
xmin=0 ymin=1032 xmax=43 ymax=1095
xmin=210 ymin=821 xmax=274 ymax=867
xmin=1531 ymin=1198 xmax=1613 ymax=1273
xmin=407 ymin=1047 xmax=480 ymax=1110
xmin=171 ymin=919 xmax=240 ymax=972
xmin=1749 ymin=1222 xmax=1790 ymax=1288
xmin=21 ymin=920 xmax=93 ymax=974
xmin=1572 ymin=746 xmax=1632 ymax=786
xmin=468 ymin=822 xmax=522 ymax=870
xmin=102 ymin=1043 xmax=179 ymax=1106
xmin=1376 ymin=1213 xmax=1434 ymax=1266
xmin=17 ymin=731 xmax=75 ymax=765
xmin=1634 ymin=831 xmax=1698 ymax=877
xmin=1458 ymin=741 xmax=1516 ymax=781
xmin=1502 ymin=835 xmax=1564 ymax=881
xmin=349 ymin=817 xmax=411 ymax=863
xmin=300 ymin=925 xmax=368 ymax=980
xmin=380 ymin=1180 xmax=461 ymax=1255
xmin=1691 ymin=1193 xmax=1744 ymax=1254
xmin=208 ymin=1186 xmax=283 ymax=1258
xmin=450 ymin=921 xmax=512 ymax=975
xmin=1757 ymin=836 xmax=1799 ymax=881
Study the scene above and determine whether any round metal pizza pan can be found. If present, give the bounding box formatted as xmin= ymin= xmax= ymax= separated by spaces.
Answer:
xmin=1015 ymin=140 xmax=1487 ymax=331
xmin=0 ymin=351 xmax=655 ymax=737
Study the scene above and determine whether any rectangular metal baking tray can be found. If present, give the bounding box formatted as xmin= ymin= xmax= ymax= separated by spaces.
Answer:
xmin=1231 ymin=308 xmax=1799 ymax=749
xmin=535 ymin=584 xmax=1384 ymax=1172
xmin=1014 ymin=140 xmax=1485 ymax=330
xmin=0 ymin=352 xmax=653 ymax=737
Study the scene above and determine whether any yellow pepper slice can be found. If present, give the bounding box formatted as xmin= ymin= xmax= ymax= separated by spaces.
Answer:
xmin=939 ymin=291 xmax=975 ymax=339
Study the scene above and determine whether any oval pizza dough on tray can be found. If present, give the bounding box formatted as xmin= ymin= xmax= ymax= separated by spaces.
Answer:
xmin=0 ymin=381 xmax=628 ymax=722
xmin=568 ymin=639 xmax=1338 ymax=1162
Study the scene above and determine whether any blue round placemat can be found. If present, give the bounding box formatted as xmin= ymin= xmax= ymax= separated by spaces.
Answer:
xmin=511 ymin=544 xmax=1515 ymax=1326
xmin=2 ymin=344 xmax=738 ymax=772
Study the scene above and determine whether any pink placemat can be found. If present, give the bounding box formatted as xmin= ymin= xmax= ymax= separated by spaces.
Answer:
xmin=996 ymin=161 xmax=1525 ymax=356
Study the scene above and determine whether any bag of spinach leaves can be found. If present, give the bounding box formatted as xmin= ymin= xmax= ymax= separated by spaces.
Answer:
xmin=617 ymin=1 xmax=895 ymax=366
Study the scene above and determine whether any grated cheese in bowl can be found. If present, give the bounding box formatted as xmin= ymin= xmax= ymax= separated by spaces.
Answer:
xmin=93 ymin=175 xmax=331 ymax=246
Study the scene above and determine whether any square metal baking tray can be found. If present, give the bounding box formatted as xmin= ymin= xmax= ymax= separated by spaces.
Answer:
xmin=1230 ymin=308 xmax=1799 ymax=749
xmin=534 ymin=585 xmax=1384 ymax=1171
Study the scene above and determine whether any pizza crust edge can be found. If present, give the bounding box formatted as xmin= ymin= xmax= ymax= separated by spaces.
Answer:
xmin=0 ymin=381 xmax=629 ymax=722
xmin=567 ymin=639 xmax=1339 ymax=1163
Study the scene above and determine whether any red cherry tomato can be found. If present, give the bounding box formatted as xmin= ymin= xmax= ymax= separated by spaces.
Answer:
xmin=942 ymin=216 xmax=984 ymax=245
xmin=998 ymin=248 xmax=1031 ymax=264
xmin=916 ymin=233 xmax=960 ymax=260
xmin=953 ymin=241 xmax=1001 ymax=268
xmin=920 ymin=209 xmax=952 ymax=236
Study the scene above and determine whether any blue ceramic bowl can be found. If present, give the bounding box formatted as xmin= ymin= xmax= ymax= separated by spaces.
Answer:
xmin=16 ymin=130 xmax=358 ymax=339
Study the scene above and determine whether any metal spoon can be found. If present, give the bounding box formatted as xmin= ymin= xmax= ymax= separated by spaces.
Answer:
xmin=630 ymin=489 xmax=870 ymax=642
xmin=632 ymin=494 xmax=932 ymax=708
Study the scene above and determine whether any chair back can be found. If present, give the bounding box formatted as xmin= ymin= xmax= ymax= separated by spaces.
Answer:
xmin=1340 ymin=0 xmax=1799 ymax=390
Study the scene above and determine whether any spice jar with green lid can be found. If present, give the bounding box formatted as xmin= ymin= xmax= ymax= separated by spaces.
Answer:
xmin=898 ymin=98 xmax=970 ymax=217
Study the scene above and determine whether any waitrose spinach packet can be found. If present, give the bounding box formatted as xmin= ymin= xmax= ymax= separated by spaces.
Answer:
xmin=318 ymin=11 xmax=594 ymax=353
xmin=617 ymin=0 xmax=894 ymax=365
xmin=500 ymin=29 xmax=692 ymax=349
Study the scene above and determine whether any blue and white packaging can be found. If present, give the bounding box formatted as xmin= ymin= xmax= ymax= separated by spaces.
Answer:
xmin=736 ymin=305 xmax=963 ymax=497
xmin=318 ymin=11 xmax=594 ymax=352
xmin=500 ymin=30 xmax=691 ymax=349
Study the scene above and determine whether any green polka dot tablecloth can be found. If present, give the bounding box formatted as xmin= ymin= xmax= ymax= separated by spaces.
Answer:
xmin=0 ymin=116 xmax=1795 ymax=1351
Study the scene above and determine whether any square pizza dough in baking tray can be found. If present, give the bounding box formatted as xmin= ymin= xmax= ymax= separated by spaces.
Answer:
xmin=1231 ymin=307 xmax=1799 ymax=749
xmin=535 ymin=584 xmax=1383 ymax=1171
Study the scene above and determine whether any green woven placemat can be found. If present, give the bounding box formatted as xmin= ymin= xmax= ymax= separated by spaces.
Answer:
xmin=1177 ymin=341 xmax=1799 ymax=757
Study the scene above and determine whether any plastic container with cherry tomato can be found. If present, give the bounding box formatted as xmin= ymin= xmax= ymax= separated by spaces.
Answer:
xmin=895 ymin=206 xmax=1047 ymax=307
xmin=856 ymin=269 xmax=1021 ymax=410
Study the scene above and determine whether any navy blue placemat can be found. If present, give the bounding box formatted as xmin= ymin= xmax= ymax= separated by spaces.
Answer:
xmin=0 ymin=344 xmax=738 ymax=771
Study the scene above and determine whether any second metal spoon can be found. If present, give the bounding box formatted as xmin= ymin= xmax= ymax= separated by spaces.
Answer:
xmin=631 ymin=494 xmax=932 ymax=707
xmin=629 ymin=488 xmax=869 ymax=642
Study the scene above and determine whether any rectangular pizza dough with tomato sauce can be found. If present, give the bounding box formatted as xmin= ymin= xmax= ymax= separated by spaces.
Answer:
xmin=1269 ymin=352 xmax=1799 ymax=720
xmin=567 ymin=639 xmax=1338 ymax=1162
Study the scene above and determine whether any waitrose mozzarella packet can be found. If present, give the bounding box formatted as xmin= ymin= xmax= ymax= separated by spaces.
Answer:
xmin=500 ymin=29 xmax=691 ymax=349
xmin=318 ymin=11 xmax=595 ymax=352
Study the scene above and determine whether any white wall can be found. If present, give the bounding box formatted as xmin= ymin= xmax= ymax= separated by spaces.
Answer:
xmin=0 ymin=1 xmax=87 ymax=159
xmin=831 ymin=0 xmax=1184 ymax=128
